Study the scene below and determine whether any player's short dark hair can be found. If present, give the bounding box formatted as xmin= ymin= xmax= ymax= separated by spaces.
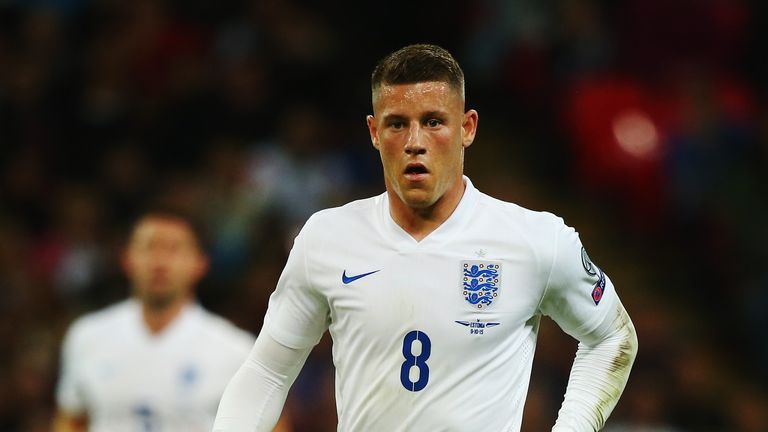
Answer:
xmin=130 ymin=202 xmax=210 ymax=253
xmin=371 ymin=44 xmax=465 ymax=96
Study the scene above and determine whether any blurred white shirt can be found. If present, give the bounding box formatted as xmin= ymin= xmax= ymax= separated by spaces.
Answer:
xmin=57 ymin=299 xmax=254 ymax=432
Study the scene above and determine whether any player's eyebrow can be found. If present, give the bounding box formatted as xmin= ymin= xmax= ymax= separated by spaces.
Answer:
xmin=421 ymin=110 xmax=448 ymax=120
xmin=381 ymin=113 xmax=407 ymax=123
xmin=382 ymin=111 xmax=448 ymax=123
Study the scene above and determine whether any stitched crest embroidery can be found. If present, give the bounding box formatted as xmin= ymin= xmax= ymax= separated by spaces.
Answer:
xmin=461 ymin=261 xmax=501 ymax=308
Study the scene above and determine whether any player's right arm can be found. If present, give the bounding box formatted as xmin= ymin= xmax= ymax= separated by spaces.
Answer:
xmin=52 ymin=411 xmax=88 ymax=432
xmin=54 ymin=317 xmax=90 ymax=432
xmin=214 ymin=217 xmax=329 ymax=431
xmin=212 ymin=331 xmax=312 ymax=431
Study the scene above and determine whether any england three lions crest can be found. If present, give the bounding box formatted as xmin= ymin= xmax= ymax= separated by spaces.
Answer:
xmin=461 ymin=261 xmax=501 ymax=308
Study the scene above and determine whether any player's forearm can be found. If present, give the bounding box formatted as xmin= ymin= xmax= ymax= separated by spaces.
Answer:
xmin=212 ymin=363 xmax=285 ymax=432
xmin=213 ymin=332 xmax=311 ymax=432
xmin=552 ymin=305 xmax=638 ymax=431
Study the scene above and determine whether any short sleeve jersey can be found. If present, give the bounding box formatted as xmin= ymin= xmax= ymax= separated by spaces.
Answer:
xmin=263 ymin=176 xmax=620 ymax=431
xmin=56 ymin=300 xmax=255 ymax=432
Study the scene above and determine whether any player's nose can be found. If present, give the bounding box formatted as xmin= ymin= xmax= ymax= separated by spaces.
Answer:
xmin=404 ymin=122 xmax=426 ymax=155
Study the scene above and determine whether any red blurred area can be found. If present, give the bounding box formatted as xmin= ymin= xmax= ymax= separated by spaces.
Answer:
xmin=563 ymin=77 xmax=668 ymax=230
xmin=562 ymin=72 xmax=756 ymax=232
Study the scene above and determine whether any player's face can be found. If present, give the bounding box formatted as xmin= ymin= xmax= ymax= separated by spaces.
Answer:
xmin=367 ymin=81 xmax=478 ymax=210
xmin=123 ymin=217 xmax=208 ymax=309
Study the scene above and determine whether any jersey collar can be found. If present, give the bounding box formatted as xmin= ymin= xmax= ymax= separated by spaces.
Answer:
xmin=129 ymin=298 xmax=202 ymax=341
xmin=380 ymin=175 xmax=480 ymax=248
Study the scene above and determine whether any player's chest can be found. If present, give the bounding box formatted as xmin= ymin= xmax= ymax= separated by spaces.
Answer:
xmin=79 ymin=340 xmax=223 ymax=413
xmin=313 ymin=243 xmax=544 ymax=330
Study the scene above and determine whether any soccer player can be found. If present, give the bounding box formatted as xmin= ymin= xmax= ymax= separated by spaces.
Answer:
xmin=53 ymin=207 xmax=256 ymax=432
xmin=213 ymin=44 xmax=638 ymax=431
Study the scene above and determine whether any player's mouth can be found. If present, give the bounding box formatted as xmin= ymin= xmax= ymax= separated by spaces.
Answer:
xmin=404 ymin=163 xmax=429 ymax=182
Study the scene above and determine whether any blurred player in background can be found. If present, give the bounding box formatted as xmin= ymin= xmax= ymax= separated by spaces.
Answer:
xmin=213 ymin=44 xmax=638 ymax=431
xmin=53 ymin=207 xmax=257 ymax=432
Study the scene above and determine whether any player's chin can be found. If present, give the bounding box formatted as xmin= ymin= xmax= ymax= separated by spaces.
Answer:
xmin=145 ymin=293 xmax=178 ymax=309
xmin=137 ymin=285 xmax=180 ymax=308
xmin=400 ymin=189 xmax=437 ymax=209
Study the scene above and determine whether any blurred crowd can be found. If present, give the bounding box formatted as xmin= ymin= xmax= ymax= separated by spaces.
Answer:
xmin=1 ymin=0 xmax=767 ymax=431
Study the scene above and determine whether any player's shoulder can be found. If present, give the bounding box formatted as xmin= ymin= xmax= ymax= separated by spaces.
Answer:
xmin=194 ymin=307 xmax=255 ymax=354
xmin=63 ymin=300 xmax=136 ymax=345
xmin=298 ymin=194 xmax=381 ymax=236
xmin=476 ymin=191 xmax=567 ymax=235
xmin=308 ymin=195 xmax=379 ymax=223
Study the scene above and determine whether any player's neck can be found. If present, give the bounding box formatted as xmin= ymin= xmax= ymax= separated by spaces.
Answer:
xmin=141 ymin=296 xmax=191 ymax=334
xmin=388 ymin=178 xmax=466 ymax=242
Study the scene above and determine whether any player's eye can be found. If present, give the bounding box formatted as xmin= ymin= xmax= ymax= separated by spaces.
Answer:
xmin=425 ymin=118 xmax=442 ymax=128
xmin=389 ymin=121 xmax=405 ymax=129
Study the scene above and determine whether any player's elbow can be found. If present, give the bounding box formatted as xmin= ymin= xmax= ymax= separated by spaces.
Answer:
xmin=627 ymin=324 xmax=638 ymax=361
xmin=618 ymin=313 xmax=639 ymax=374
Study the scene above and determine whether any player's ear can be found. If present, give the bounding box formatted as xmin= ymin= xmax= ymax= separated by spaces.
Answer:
xmin=190 ymin=253 xmax=209 ymax=282
xmin=461 ymin=109 xmax=478 ymax=149
xmin=367 ymin=115 xmax=380 ymax=150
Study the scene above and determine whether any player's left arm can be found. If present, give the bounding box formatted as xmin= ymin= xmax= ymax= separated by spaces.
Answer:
xmin=538 ymin=221 xmax=638 ymax=431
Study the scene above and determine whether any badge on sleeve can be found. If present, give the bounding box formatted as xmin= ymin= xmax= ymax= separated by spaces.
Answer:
xmin=581 ymin=247 xmax=606 ymax=305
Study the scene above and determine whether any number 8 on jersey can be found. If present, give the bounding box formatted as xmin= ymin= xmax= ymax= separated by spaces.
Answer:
xmin=400 ymin=330 xmax=431 ymax=392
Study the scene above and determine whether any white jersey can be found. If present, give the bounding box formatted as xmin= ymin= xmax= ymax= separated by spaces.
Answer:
xmin=56 ymin=299 xmax=255 ymax=432
xmin=264 ymin=176 xmax=621 ymax=431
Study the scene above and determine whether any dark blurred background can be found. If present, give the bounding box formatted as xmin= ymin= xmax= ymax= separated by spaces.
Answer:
xmin=1 ymin=0 xmax=767 ymax=431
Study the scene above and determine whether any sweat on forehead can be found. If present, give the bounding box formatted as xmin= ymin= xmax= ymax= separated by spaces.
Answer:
xmin=371 ymin=81 xmax=465 ymax=113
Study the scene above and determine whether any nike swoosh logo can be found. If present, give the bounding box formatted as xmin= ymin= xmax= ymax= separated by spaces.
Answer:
xmin=342 ymin=269 xmax=380 ymax=284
